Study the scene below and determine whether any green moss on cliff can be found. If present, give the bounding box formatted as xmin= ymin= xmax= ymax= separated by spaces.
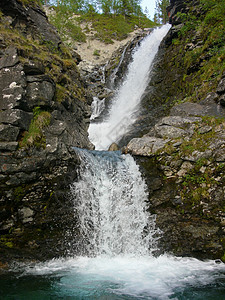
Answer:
xmin=19 ymin=107 xmax=51 ymax=149
xmin=166 ymin=0 xmax=225 ymax=105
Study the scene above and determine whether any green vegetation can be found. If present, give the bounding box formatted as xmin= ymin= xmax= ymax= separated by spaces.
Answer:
xmin=19 ymin=107 xmax=51 ymax=149
xmin=221 ymin=252 xmax=225 ymax=263
xmin=18 ymin=0 xmax=42 ymax=5
xmin=93 ymin=49 xmax=100 ymax=56
xmin=179 ymin=117 xmax=224 ymax=157
xmin=81 ymin=13 xmax=154 ymax=43
xmin=154 ymin=0 xmax=170 ymax=24
xmin=0 ymin=237 xmax=13 ymax=248
xmin=172 ymin=0 xmax=225 ymax=103
xmin=46 ymin=0 xmax=145 ymax=17
xmin=50 ymin=11 xmax=155 ymax=45
xmin=47 ymin=0 xmax=155 ymax=45
xmin=49 ymin=9 xmax=86 ymax=43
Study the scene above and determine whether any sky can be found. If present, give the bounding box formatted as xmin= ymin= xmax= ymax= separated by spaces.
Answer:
xmin=141 ymin=0 xmax=156 ymax=20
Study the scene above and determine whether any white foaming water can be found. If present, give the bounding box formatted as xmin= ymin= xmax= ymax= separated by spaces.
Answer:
xmin=23 ymin=255 xmax=225 ymax=299
xmin=88 ymin=24 xmax=171 ymax=150
xmin=70 ymin=149 xmax=159 ymax=256
xmin=20 ymin=149 xmax=225 ymax=298
xmin=90 ymin=96 xmax=105 ymax=120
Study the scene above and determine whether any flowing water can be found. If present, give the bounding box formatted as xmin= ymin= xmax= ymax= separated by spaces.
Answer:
xmin=88 ymin=25 xmax=171 ymax=150
xmin=2 ymin=149 xmax=225 ymax=299
xmin=1 ymin=25 xmax=225 ymax=299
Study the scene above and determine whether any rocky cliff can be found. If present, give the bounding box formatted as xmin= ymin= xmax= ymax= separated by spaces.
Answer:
xmin=1 ymin=0 xmax=224 ymax=264
xmin=0 ymin=0 xmax=93 ymax=263
xmin=124 ymin=0 xmax=225 ymax=260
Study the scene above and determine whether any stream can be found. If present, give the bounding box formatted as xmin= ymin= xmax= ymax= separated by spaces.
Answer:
xmin=1 ymin=25 xmax=225 ymax=300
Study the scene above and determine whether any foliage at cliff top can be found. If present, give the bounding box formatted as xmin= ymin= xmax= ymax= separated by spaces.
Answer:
xmin=172 ymin=0 xmax=225 ymax=104
xmin=154 ymin=0 xmax=170 ymax=24
xmin=48 ymin=1 xmax=155 ymax=44
xmin=18 ymin=0 xmax=42 ymax=5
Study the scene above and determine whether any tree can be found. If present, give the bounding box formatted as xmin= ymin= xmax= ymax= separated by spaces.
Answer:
xmin=144 ymin=6 xmax=149 ymax=18
xmin=99 ymin=0 xmax=112 ymax=14
xmin=155 ymin=0 xmax=169 ymax=24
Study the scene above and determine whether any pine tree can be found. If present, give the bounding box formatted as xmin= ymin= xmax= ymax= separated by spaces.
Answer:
xmin=155 ymin=0 xmax=169 ymax=24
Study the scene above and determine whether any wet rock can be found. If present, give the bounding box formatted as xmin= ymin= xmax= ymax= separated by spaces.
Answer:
xmin=46 ymin=120 xmax=66 ymax=136
xmin=0 ymin=124 xmax=20 ymax=142
xmin=0 ymin=0 xmax=93 ymax=263
xmin=127 ymin=110 xmax=225 ymax=259
xmin=108 ymin=143 xmax=119 ymax=151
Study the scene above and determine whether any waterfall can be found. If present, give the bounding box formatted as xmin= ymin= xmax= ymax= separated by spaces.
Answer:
xmin=90 ymin=97 xmax=105 ymax=121
xmin=66 ymin=26 xmax=171 ymax=260
xmin=8 ymin=24 xmax=225 ymax=300
xmin=108 ymin=43 xmax=129 ymax=88
xmin=88 ymin=24 xmax=171 ymax=150
xmin=69 ymin=25 xmax=169 ymax=258
xmin=70 ymin=149 xmax=160 ymax=257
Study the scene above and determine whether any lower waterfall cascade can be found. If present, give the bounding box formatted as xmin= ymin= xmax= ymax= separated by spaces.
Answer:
xmin=1 ymin=25 xmax=225 ymax=300
xmin=70 ymin=148 xmax=160 ymax=257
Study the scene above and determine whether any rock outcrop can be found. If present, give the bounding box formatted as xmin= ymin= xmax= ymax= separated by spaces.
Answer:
xmin=124 ymin=98 xmax=225 ymax=259
xmin=0 ymin=0 xmax=93 ymax=262
xmin=123 ymin=0 xmax=225 ymax=260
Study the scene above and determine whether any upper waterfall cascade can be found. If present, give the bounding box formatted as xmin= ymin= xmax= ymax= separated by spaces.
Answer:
xmin=88 ymin=24 xmax=171 ymax=150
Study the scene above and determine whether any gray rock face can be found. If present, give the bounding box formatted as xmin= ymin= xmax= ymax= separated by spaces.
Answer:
xmin=0 ymin=46 xmax=19 ymax=69
xmin=167 ymin=0 xmax=188 ymax=25
xmin=170 ymin=101 xmax=225 ymax=118
xmin=0 ymin=124 xmax=20 ymax=142
xmin=25 ymin=75 xmax=56 ymax=111
xmin=216 ymin=78 xmax=225 ymax=94
xmin=0 ymin=0 xmax=61 ymax=47
xmin=126 ymin=136 xmax=169 ymax=156
xmin=0 ymin=0 xmax=93 ymax=262
xmin=125 ymin=108 xmax=225 ymax=260
xmin=125 ymin=115 xmax=199 ymax=155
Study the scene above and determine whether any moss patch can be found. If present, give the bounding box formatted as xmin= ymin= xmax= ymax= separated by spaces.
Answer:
xmin=19 ymin=107 xmax=51 ymax=149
